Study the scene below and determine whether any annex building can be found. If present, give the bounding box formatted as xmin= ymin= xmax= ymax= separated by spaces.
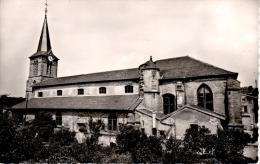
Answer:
xmin=12 ymin=11 xmax=243 ymax=144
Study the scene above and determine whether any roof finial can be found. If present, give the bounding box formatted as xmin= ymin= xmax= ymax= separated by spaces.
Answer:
xmin=150 ymin=56 xmax=153 ymax=61
xmin=44 ymin=0 xmax=48 ymax=16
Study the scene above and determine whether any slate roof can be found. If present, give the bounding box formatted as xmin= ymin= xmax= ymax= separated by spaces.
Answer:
xmin=33 ymin=56 xmax=237 ymax=88
xmin=12 ymin=95 xmax=140 ymax=111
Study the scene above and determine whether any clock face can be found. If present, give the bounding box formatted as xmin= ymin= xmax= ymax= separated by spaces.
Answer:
xmin=48 ymin=56 xmax=53 ymax=62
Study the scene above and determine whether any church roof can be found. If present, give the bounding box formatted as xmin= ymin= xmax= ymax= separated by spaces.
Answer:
xmin=33 ymin=56 xmax=237 ymax=88
xmin=12 ymin=94 xmax=140 ymax=111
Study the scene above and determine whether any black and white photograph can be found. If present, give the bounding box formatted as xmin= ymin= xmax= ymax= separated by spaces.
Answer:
xmin=0 ymin=0 xmax=258 ymax=163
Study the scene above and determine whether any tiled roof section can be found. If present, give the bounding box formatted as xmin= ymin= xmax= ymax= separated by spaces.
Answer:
xmin=156 ymin=56 xmax=237 ymax=79
xmin=33 ymin=68 xmax=139 ymax=87
xmin=160 ymin=104 xmax=226 ymax=121
xmin=12 ymin=95 xmax=139 ymax=110
xmin=33 ymin=56 xmax=237 ymax=87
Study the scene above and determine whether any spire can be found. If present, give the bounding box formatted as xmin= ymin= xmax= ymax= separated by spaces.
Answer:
xmin=37 ymin=0 xmax=51 ymax=52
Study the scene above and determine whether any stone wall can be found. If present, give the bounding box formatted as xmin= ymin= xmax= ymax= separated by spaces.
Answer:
xmin=33 ymin=81 xmax=139 ymax=98
xmin=185 ymin=79 xmax=226 ymax=115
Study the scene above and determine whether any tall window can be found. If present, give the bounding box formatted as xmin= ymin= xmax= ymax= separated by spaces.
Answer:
xmin=99 ymin=87 xmax=106 ymax=94
xmin=78 ymin=88 xmax=84 ymax=95
xmin=32 ymin=60 xmax=38 ymax=76
xmin=56 ymin=112 xmax=62 ymax=126
xmin=163 ymin=94 xmax=175 ymax=114
xmin=108 ymin=114 xmax=117 ymax=131
xmin=57 ymin=90 xmax=62 ymax=96
xmin=125 ymin=85 xmax=133 ymax=93
xmin=197 ymin=84 xmax=213 ymax=111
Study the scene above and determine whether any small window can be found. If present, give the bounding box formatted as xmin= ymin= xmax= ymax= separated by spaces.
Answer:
xmin=160 ymin=130 xmax=165 ymax=138
xmin=125 ymin=85 xmax=133 ymax=93
xmin=108 ymin=114 xmax=117 ymax=131
xmin=190 ymin=124 xmax=198 ymax=131
xmin=97 ymin=120 xmax=105 ymax=130
xmin=38 ymin=92 xmax=43 ymax=97
xmin=57 ymin=90 xmax=62 ymax=96
xmin=141 ymin=128 xmax=145 ymax=133
xmin=99 ymin=87 xmax=106 ymax=94
xmin=152 ymin=128 xmax=157 ymax=135
xmin=78 ymin=88 xmax=84 ymax=95
xmin=244 ymin=106 xmax=248 ymax=113
xmin=56 ymin=112 xmax=62 ymax=126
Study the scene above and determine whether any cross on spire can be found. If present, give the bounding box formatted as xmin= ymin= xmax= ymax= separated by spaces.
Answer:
xmin=45 ymin=0 xmax=48 ymax=16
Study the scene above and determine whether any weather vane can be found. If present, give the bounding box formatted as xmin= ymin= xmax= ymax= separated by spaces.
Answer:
xmin=45 ymin=0 xmax=48 ymax=15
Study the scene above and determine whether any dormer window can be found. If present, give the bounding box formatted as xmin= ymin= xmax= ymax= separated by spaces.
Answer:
xmin=38 ymin=92 xmax=43 ymax=97
xmin=57 ymin=90 xmax=62 ymax=96
xmin=99 ymin=87 xmax=106 ymax=94
xmin=125 ymin=85 xmax=133 ymax=93
xmin=78 ymin=88 xmax=84 ymax=95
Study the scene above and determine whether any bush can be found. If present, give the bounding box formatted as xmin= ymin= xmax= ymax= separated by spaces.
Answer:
xmin=116 ymin=125 xmax=162 ymax=163
xmin=164 ymin=136 xmax=183 ymax=163
xmin=215 ymin=128 xmax=251 ymax=163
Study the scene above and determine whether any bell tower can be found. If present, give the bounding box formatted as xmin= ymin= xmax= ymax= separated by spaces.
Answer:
xmin=26 ymin=2 xmax=59 ymax=99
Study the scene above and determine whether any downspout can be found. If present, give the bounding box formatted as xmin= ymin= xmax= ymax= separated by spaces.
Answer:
xmin=152 ymin=112 xmax=156 ymax=128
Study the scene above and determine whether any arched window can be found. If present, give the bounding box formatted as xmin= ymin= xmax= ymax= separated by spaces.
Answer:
xmin=125 ymin=85 xmax=133 ymax=93
xmin=163 ymin=94 xmax=175 ymax=114
xmin=108 ymin=114 xmax=117 ymax=131
xmin=57 ymin=90 xmax=62 ymax=96
xmin=99 ymin=87 xmax=106 ymax=94
xmin=197 ymin=84 xmax=213 ymax=111
xmin=32 ymin=60 xmax=38 ymax=76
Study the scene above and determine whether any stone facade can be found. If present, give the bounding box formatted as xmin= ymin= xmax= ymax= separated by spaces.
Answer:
xmin=33 ymin=81 xmax=139 ymax=98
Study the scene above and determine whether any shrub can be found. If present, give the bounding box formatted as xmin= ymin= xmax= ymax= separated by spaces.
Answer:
xmin=215 ymin=128 xmax=251 ymax=163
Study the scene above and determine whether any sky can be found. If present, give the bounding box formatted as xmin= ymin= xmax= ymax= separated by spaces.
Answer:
xmin=0 ymin=0 xmax=258 ymax=97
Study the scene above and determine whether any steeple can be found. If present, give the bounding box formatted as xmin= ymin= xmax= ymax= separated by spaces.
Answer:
xmin=26 ymin=0 xmax=59 ymax=99
xmin=37 ymin=0 xmax=51 ymax=52
xmin=37 ymin=15 xmax=51 ymax=52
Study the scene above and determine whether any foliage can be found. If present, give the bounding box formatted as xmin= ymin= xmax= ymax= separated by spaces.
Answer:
xmin=0 ymin=112 xmax=17 ymax=162
xmin=0 ymin=111 xmax=253 ymax=163
xmin=71 ymin=119 xmax=103 ymax=163
xmin=32 ymin=111 xmax=56 ymax=141
xmin=116 ymin=125 xmax=145 ymax=154
xmin=164 ymin=135 xmax=183 ymax=163
xmin=134 ymin=136 xmax=162 ymax=163
xmin=215 ymin=128 xmax=251 ymax=163
xmin=183 ymin=125 xmax=217 ymax=157
xmin=116 ymin=125 xmax=162 ymax=163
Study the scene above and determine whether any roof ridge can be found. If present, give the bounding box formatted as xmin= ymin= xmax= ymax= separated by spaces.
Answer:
xmin=155 ymin=55 xmax=189 ymax=62
xmin=50 ymin=68 xmax=138 ymax=79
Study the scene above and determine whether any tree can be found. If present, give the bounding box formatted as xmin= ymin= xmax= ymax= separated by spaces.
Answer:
xmin=164 ymin=135 xmax=183 ymax=163
xmin=183 ymin=125 xmax=216 ymax=156
xmin=31 ymin=111 xmax=55 ymax=141
xmin=134 ymin=136 xmax=162 ymax=163
xmin=116 ymin=125 xmax=145 ymax=154
xmin=215 ymin=128 xmax=251 ymax=163
xmin=116 ymin=125 xmax=162 ymax=163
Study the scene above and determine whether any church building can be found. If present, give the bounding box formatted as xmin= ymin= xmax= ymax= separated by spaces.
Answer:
xmin=12 ymin=9 xmax=243 ymax=144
